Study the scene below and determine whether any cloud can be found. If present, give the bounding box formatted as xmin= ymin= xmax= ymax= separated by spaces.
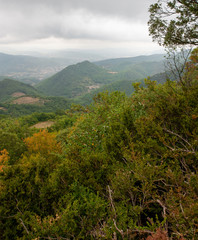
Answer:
xmin=0 ymin=0 xmax=160 ymax=53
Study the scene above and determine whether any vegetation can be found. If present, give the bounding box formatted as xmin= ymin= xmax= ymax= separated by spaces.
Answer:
xmin=75 ymin=79 xmax=143 ymax=106
xmin=36 ymin=61 xmax=116 ymax=98
xmin=36 ymin=56 xmax=166 ymax=99
xmin=0 ymin=1 xmax=197 ymax=237
xmin=0 ymin=96 xmax=71 ymax=117
xmin=0 ymin=79 xmax=71 ymax=117
xmin=0 ymin=47 xmax=197 ymax=239
xmin=148 ymin=0 xmax=198 ymax=47
xmin=0 ymin=79 xmax=40 ymax=102
xmin=95 ymin=54 xmax=164 ymax=72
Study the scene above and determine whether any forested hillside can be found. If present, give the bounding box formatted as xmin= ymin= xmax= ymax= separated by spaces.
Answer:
xmin=0 ymin=79 xmax=40 ymax=101
xmin=0 ymin=47 xmax=197 ymax=239
xmin=36 ymin=61 xmax=117 ymax=98
xmin=36 ymin=55 xmax=166 ymax=100
xmin=0 ymin=79 xmax=71 ymax=117
xmin=75 ymin=79 xmax=143 ymax=105
xmin=95 ymin=54 xmax=165 ymax=79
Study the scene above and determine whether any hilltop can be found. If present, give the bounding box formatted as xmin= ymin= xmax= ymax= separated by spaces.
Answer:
xmin=36 ymin=61 xmax=116 ymax=98
xmin=36 ymin=54 xmax=166 ymax=100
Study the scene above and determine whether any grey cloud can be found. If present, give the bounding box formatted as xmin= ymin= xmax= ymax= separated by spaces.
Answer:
xmin=0 ymin=0 xmax=157 ymax=44
xmin=0 ymin=0 xmax=156 ymax=21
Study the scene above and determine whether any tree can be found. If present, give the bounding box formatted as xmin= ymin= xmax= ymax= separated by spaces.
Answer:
xmin=148 ymin=0 xmax=198 ymax=47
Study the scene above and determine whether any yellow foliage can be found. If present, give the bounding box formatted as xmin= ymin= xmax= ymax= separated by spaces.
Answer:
xmin=24 ymin=130 xmax=62 ymax=156
xmin=0 ymin=149 xmax=9 ymax=172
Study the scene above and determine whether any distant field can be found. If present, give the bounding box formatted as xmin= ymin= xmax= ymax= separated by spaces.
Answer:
xmin=30 ymin=121 xmax=55 ymax=129
xmin=12 ymin=96 xmax=45 ymax=105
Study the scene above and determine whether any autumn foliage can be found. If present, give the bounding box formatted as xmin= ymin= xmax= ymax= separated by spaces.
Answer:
xmin=0 ymin=149 xmax=9 ymax=172
xmin=24 ymin=129 xmax=62 ymax=155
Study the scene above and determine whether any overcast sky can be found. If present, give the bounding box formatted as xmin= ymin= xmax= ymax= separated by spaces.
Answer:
xmin=0 ymin=0 xmax=164 ymax=56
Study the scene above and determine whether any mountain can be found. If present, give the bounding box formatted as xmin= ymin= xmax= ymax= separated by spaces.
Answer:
xmin=36 ymin=61 xmax=116 ymax=98
xmin=95 ymin=54 xmax=165 ymax=71
xmin=95 ymin=54 xmax=165 ymax=80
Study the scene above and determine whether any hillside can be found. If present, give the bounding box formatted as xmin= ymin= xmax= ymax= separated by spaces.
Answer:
xmin=0 ymin=79 xmax=71 ymax=116
xmin=75 ymin=79 xmax=143 ymax=105
xmin=36 ymin=61 xmax=116 ymax=98
xmin=95 ymin=54 xmax=164 ymax=71
xmin=95 ymin=54 xmax=165 ymax=80
xmin=0 ymin=79 xmax=40 ymax=102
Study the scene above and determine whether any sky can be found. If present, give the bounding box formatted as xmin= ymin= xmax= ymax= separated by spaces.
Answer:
xmin=0 ymin=0 xmax=164 ymax=57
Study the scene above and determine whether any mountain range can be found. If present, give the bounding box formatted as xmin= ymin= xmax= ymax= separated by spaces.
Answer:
xmin=0 ymin=52 xmax=168 ymax=116
xmin=35 ymin=54 xmax=166 ymax=99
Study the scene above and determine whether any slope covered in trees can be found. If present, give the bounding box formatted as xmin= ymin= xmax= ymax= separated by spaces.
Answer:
xmin=0 ymin=48 xmax=197 ymax=239
xmin=0 ymin=79 xmax=40 ymax=102
xmin=36 ymin=61 xmax=116 ymax=98
xmin=36 ymin=55 xmax=166 ymax=100
xmin=95 ymin=54 xmax=164 ymax=72
xmin=0 ymin=79 xmax=71 ymax=117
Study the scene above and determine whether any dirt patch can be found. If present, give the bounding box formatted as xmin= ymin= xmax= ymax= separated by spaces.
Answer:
xmin=0 ymin=107 xmax=7 ymax=111
xmin=12 ymin=97 xmax=44 ymax=105
xmin=87 ymin=84 xmax=100 ymax=92
xmin=30 ymin=121 xmax=55 ymax=129
xmin=108 ymin=71 xmax=118 ymax=74
xmin=11 ymin=92 xmax=26 ymax=97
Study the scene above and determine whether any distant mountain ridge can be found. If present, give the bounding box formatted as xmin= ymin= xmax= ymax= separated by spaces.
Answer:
xmin=94 ymin=54 xmax=165 ymax=81
xmin=0 ymin=52 xmax=168 ymax=109
xmin=36 ymin=54 xmax=166 ymax=99
xmin=95 ymin=54 xmax=165 ymax=71
xmin=36 ymin=61 xmax=116 ymax=98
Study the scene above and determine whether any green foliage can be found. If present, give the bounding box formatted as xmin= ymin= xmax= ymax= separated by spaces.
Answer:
xmin=0 ymin=79 xmax=40 ymax=102
xmin=0 ymin=118 xmax=33 ymax=164
xmin=0 ymin=50 xmax=198 ymax=239
xmin=95 ymin=54 xmax=165 ymax=72
xmin=36 ymin=61 xmax=116 ymax=98
xmin=30 ymin=184 xmax=107 ymax=239
xmin=148 ymin=0 xmax=198 ymax=47
xmin=36 ymin=55 xmax=166 ymax=100
xmin=0 ymin=96 xmax=71 ymax=117
xmin=75 ymin=79 xmax=139 ymax=106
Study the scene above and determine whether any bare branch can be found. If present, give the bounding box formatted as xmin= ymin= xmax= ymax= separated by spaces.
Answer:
xmin=107 ymin=185 xmax=116 ymax=217
xmin=19 ymin=218 xmax=29 ymax=235
xmin=163 ymin=127 xmax=195 ymax=153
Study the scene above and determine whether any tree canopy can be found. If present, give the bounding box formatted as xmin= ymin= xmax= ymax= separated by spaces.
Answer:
xmin=148 ymin=0 xmax=198 ymax=47
xmin=0 ymin=47 xmax=198 ymax=238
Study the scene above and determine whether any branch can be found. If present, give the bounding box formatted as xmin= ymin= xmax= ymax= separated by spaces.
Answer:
xmin=19 ymin=218 xmax=29 ymax=235
xmin=163 ymin=127 xmax=195 ymax=153
xmin=107 ymin=185 xmax=116 ymax=217
xmin=113 ymin=219 xmax=124 ymax=239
